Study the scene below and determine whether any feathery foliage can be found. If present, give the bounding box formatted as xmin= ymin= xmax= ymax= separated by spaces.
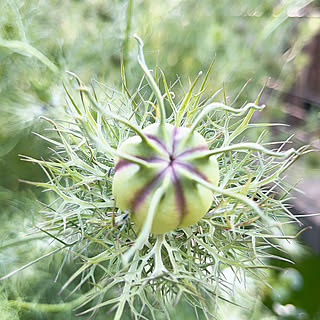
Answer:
xmin=2 ymin=36 xmax=309 ymax=319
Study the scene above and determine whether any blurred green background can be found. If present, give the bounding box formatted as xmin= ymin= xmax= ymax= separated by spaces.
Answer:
xmin=1 ymin=0 xmax=320 ymax=319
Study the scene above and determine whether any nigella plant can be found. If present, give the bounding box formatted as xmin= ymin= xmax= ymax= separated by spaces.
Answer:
xmin=3 ymin=35 xmax=308 ymax=319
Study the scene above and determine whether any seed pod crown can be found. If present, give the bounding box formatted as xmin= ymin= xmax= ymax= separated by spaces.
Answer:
xmin=112 ymin=123 xmax=219 ymax=234
xmin=12 ymin=35 xmax=305 ymax=320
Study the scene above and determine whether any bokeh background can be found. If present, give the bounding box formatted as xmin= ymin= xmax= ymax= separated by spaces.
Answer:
xmin=0 ymin=0 xmax=319 ymax=319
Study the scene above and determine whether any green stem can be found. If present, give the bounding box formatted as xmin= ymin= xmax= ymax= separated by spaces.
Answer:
xmin=152 ymin=234 xmax=167 ymax=276
xmin=180 ymin=102 xmax=265 ymax=149
xmin=229 ymin=147 xmax=304 ymax=193
xmin=114 ymin=252 xmax=139 ymax=320
xmin=162 ymin=237 xmax=179 ymax=274
xmin=7 ymin=293 xmax=89 ymax=313
xmin=223 ymin=80 xmax=268 ymax=146
xmin=78 ymin=85 xmax=165 ymax=156
xmin=133 ymin=34 xmax=166 ymax=127
xmin=175 ymin=71 xmax=202 ymax=126
xmin=225 ymin=108 xmax=255 ymax=146
xmin=186 ymin=56 xmax=216 ymax=124
xmin=188 ymin=102 xmax=263 ymax=136
xmin=180 ymin=142 xmax=296 ymax=162
xmin=0 ymin=39 xmax=59 ymax=74
xmin=123 ymin=0 xmax=133 ymax=66
xmin=122 ymin=176 xmax=170 ymax=265
xmin=179 ymin=167 xmax=273 ymax=225
xmin=183 ymin=229 xmax=277 ymax=270
xmin=79 ymin=119 xmax=155 ymax=168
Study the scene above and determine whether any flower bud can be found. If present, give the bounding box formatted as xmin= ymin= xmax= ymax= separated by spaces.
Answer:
xmin=112 ymin=123 xmax=219 ymax=234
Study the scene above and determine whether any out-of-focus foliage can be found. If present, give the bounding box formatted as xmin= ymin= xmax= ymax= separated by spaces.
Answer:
xmin=1 ymin=0 xmax=319 ymax=319
xmin=133 ymin=0 xmax=316 ymax=93
xmin=262 ymin=251 xmax=320 ymax=319
xmin=0 ymin=0 xmax=130 ymax=188
xmin=0 ymin=0 xmax=318 ymax=160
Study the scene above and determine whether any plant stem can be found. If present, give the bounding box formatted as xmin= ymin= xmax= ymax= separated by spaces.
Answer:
xmin=152 ymin=234 xmax=167 ymax=276
xmin=0 ymin=39 xmax=59 ymax=74
xmin=122 ymin=176 xmax=170 ymax=264
xmin=133 ymin=34 xmax=166 ymax=128
xmin=114 ymin=252 xmax=139 ymax=320
xmin=189 ymin=102 xmax=265 ymax=135
xmin=8 ymin=296 xmax=83 ymax=313
xmin=123 ymin=0 xmax=133 ymax=66
xmin=179 ymin=167 xmax=272 ymax=224
xmin=180 ymin=142 xmax=296 ymax=162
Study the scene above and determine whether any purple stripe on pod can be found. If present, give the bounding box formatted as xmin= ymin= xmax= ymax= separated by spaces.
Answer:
xmin=133 ymin=167 xmax=169 ymax=211
xmin=176 ymin=145 xmax=209 ymax=159
xmin=115 ymin=159 xmax=134 ymax=172
xmin=174 ymin=161 xmax=209 ymax=182
xmin=136 ymin=155 xmax=168 ymax=164
xmin=170 ymin=166 xmax=186 ymax=219
xmin=145 ymin=134 xmax=169 ymax=154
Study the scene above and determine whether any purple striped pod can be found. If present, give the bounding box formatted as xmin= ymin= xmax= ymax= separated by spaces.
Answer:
xmin=112 ymin=123 xmax=219 ymax=234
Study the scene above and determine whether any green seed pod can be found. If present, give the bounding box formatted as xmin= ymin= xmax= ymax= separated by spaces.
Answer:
xmin=112 ymin=123 xmax=219 ymax=234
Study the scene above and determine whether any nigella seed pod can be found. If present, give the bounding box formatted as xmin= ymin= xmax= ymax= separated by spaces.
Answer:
xmin=112 ymin=123 xmax=219 ymax=234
